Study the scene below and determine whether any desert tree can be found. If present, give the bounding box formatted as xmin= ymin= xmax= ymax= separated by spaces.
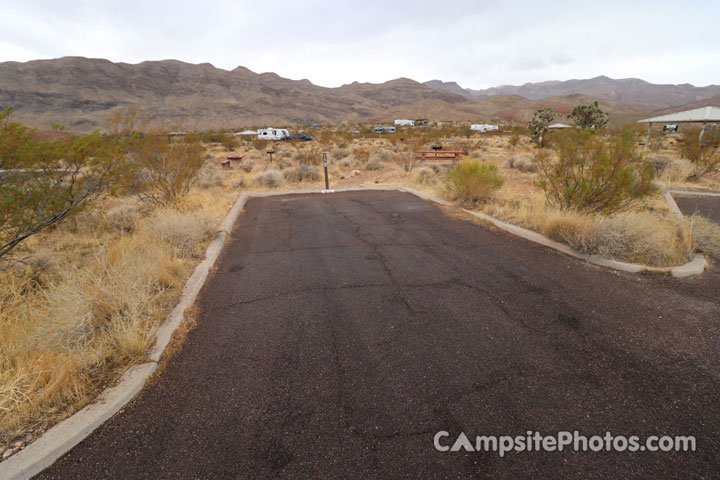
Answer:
xmin=0 ymin=107 xmax=131 ymax=261
xmin=528 ymin=107 xmax=557 ymax=148
xmin=569 ymin=101 xmax=609 ymax=130
xmin=129 ymin=134 xmax=205 ymax=205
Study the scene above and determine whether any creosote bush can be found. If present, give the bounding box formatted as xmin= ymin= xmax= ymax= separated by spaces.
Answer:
xmin=131 ymin=135 xmax=205 ymax=206
xmin=446 ymin=159 xmax=504 ymax=205
xmin=254 ymin=170 xmax=282 ymax=188
xmin=534 ymin=129 xmax=655 ymax=214
xmin=681 ymin=127 xmax=720 ymax=173
xmin=283 ymin=164 xmax=321 ymax=183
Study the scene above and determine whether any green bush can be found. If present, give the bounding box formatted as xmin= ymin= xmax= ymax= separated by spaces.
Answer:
xmin=681 ymin=127 xmax=720 ymax=173
xmin=534 ymin=129 xmax=655 ymax=214
xmin=446 ymin=159 xmax=504 ymax=205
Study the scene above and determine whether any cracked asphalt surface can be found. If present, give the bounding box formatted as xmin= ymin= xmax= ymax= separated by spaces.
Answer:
xmin=39 ymin=191 xmax=720 ymax=479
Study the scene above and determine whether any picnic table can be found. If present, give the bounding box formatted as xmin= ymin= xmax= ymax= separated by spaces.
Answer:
xmin=415 ymin=150 xmax=467 ymax=163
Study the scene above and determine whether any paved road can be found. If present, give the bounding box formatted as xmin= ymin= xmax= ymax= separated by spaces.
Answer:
xmin=675 ymin=195 xmax=720 ymax=224
xmin=39 ymin=191 xmax=720 ymax=479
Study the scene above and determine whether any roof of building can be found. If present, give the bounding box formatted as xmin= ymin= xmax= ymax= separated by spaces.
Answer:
xmin=637 ymin=106 xmax=720 ymax=124
xmin=548 ymin=123 xmax=572 ymax=129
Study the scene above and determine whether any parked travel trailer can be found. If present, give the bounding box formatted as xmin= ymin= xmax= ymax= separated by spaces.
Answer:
xmin=470 ymin=124 xmax=499 ymax=133
xmin=394 ymin=119 xmax=415 ymax=126
xmin=257 ymin=128 xmax=290 ymax=140
xmin=373 ymin=126 xmax=397 ymax=133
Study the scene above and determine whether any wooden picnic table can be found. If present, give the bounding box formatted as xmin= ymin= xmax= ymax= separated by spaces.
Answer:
xmin=415 ymin=150 xmax=467 ymax=162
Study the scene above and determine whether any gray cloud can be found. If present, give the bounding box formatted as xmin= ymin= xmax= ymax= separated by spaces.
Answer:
xmin=1 ymin=0 xmax=718 ymax=88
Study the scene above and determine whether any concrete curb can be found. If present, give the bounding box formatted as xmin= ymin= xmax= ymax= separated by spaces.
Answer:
xmin=663 ymin=191 xmax=684 ymax=219
xmin=1 ymin=185 xmax=706 ymax=479
xmin=665 ymin=188 xmax=720 ymax=197
xmin=0 ymin=193 xmax=250 ymax=480
xmin=148 ymin=193 xmax=249 ymax=363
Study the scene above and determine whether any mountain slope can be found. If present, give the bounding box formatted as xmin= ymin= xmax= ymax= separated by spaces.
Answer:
xmin=0 ymin=57 xmax=471 ymax=131
xmin=424 ymin=76 xmax=720 ymax=110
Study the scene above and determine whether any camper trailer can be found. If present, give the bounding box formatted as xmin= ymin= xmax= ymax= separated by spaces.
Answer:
xmin=373 ymin=126 xmax=397 ymax=133
xmin=470 ymin=124 xmax=499 ymax=133
xmin=394 ymin=119 xmax=415 ymax=127
xmin=257 ymin=128 xmax=290 ymax=140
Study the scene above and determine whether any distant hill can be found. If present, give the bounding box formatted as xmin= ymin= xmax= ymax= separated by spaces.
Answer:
xmin=424 ymin=76 xmax=720 ymax=111
xmin=0 ymin=57 xmax=665 ymax=132
xmin=0 ymin=57 xmax=469 ymax=131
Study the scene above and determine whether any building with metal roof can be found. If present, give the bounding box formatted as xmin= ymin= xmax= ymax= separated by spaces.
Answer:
xmin=637 ymin=106 xmax=720 ymax=125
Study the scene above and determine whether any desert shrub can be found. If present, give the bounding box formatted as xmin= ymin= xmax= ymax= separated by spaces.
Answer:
xmin=254 ymin=170 xmax=282 ymax=188
xmin=131 ymin=136 xmax=205 ymax=206
xmin=275 ymin=159 xmax=293 ymax=170
xmin=446 ymin=159 xmax=504 ymax=205
xmin=283 ymin=164 xmax=321 ymax=183
xmin=105 ymin=205 xmax=139 ymax=233
xmin=508 ymin=156 xmax=536 ymax=172
xmin=687 ymin=214 xmax=720 ymax=258
xmin=681 ymin=127 xmax=720 ymax=173
xmin=339 ymin=157 xmax=353 ymax=168
xmin=195 ymin=164 xmax=223 ymax=189
xmin=232 ymin=177 xmax=246 ymax=189
xmin=508 ymin=134 xmax=521 ymax=148
xmin=534 ymin=129 xmax=655 ymax=214
xmin=365 ymin=157 xmax=383 ymax=170
xmin=221 ymin=135 xmax=238 ymax=151
xmin=414 ymin=167 xmax=438 ymax=185
xmin=238 ymin=160 xmax=255 ymax=173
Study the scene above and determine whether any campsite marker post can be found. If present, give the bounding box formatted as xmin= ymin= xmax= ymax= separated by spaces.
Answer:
xmin=323 ymin=152 xmax=329 ymax=190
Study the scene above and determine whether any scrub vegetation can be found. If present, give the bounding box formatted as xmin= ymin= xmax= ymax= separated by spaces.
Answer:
xmin=2 ymin=107 xmax=720 ymax=457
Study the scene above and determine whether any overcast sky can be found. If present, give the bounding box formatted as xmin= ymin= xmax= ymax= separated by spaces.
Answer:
xmin=1 ymin=0 xmax=718 ymax=89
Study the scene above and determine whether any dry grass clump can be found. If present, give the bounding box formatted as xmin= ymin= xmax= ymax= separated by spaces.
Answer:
xmin=254 ymin=170 xmax=283 ymax=188
xmin=0 ymin=180 xmax=230 ymax=448
xmin=143 ymin=209 xmax=216 ymax=259
xmin=686 ymin=214 xmax=720 ymax=258
xmin=483 ymin=187 xmax=693 ymax=266
xmin=657 ymin=157 xmax=699 ymax=184
xmin=414 ymin=166 xmax=439 ymax=185
xmin=544 ymin=212 xmax=599 ymax=254
xmin=0 ymin=229 xmax=188 ymax=443
xmin=508 ymin=156 xmax=536 ymax=172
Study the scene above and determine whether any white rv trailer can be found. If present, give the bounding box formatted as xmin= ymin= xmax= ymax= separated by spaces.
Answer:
xmin=470 ymin=124 xmax=499 ymax=133
xmin=373 ymin=126 xmax=397 ymax=133
xmin=394 ymin=119 xmax=415 ymax=126
xmin=257 ymin=127 xmax=290 ymax=140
